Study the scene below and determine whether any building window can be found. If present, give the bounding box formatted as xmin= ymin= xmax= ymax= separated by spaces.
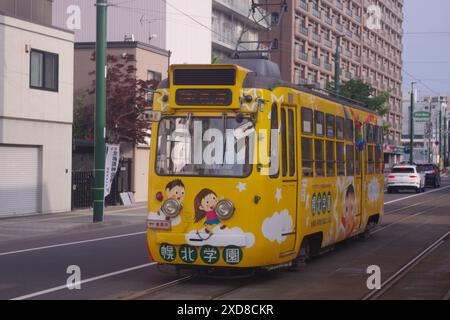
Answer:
xmin=147 ymin=70 xmax=162 ymax=82
xmin=30 ymin=49 xmax=58 ymax=91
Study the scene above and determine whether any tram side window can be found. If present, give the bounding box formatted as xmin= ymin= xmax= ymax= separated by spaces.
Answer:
xmin=336 ymin=116 xmax=344 ymax=140
xmin=315 ymin=139 xmax=325 ymax=177
xmin=301 ymin=138 xmax=314 ymax=177
xmin=373 ymin=126 xmax=379 ymax=144
xmin=326 ymin=114 xmax=335 ymax=138
xmin=368 ymin=145 xmax=375 ymax=174
xmin=315 ymin=111 xmax=324 ymax=136
xmin=355 ymin=146 xmax=361 ymax=175
xmin=336 ymin=142 xmax=345 ymax=176
xmin=301 ymin=107 xmax=313 ymax=134
xmin=326 ymin=141 xmax=335 ymax=177
xmin=269 ymin=104 xmax=279 ymax=178
xmin=288 ymin=109 xmax=296 ymax=177
xmin=366 ymin=124 xmax=374 ymax=143
xmin=346 ymin=144 xmax=355 ymax=176
xmin=281 ymin=109 xmax=288 ymax=177
xmin=375 ymin=145 xmax=383 ymax=174
xmin=345 ymin=119 xmax=354 ymax=141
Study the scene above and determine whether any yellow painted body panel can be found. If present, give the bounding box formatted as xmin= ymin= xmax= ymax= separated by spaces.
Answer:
xmin=146 ymin=65 xmax=384 ymax=269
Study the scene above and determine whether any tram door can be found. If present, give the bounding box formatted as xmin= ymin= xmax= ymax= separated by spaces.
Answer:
xmin=279 ymin=105 xmax=298 ymax=254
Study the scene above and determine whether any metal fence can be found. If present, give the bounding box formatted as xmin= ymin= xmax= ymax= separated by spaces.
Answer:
xmin=71 ymin=158 xmax=133 ymax=209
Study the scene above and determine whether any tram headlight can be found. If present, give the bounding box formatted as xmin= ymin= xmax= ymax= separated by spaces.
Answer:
xmin=161 ymin=199 xmax=182 ymax=218
xmin=215 ymin=199 xmax=235 ymax=220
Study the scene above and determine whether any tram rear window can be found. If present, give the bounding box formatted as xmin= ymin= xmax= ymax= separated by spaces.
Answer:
xmin=156 ymin=116 xmax=254 ymax=177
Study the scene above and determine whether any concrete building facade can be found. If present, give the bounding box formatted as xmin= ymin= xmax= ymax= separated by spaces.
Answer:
xmin=266 ymin=0 xmax=404 ymax=166
xmin=402 ymin=95 xmax=450 ymax=164
xmin=0 ymin=12 xmax=74 ymax=216
xmin=73 ymin=41 xmax=170 ymax=203
xmin=52 ymin=0 xmax=212 ymax=65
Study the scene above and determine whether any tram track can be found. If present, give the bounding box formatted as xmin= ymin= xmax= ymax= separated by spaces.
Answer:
xmin=361 ymin=230 xmax=450 ymax=300
xmin=119 ymin=275 xmax=194 ymax=300
xmin=122 ymin=185 xmax=450 ymax=300
xmin=120 ymin=188 xmax=450 ymax=300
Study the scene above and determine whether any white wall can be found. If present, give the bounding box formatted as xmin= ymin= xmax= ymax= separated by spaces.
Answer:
xmin=165 ymin=0 xmax=212 ymax=64
xmin=0 ymin=15 xmax=74 ymax=214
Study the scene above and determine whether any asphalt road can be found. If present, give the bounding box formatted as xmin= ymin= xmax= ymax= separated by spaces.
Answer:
xmin=0 ymin=178 xmax=449 ymax=300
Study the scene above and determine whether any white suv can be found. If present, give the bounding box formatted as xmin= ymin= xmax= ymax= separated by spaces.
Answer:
xmin=387 ymin=165 xmax=426 ymax=194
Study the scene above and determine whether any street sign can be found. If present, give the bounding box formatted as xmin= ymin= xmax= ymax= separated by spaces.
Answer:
xmin=414 ymin=111 xmax=431 ymax=119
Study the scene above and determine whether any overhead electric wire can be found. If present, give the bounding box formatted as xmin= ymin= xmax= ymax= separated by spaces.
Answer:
xmin=402 ymin=69 xmax=441 ymax=95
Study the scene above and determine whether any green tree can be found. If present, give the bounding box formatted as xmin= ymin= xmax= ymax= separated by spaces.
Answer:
xmin=327 ymin=79 xmax=390 ymax=116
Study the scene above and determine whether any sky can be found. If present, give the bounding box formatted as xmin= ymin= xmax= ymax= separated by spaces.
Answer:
xmin=402 ymin=0 xmax=450 ymax=98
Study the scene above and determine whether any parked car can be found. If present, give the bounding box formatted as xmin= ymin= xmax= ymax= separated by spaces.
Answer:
xmin=386 ymin=165 xmax=426 ymax=194
xmin=417 ymin=163 xmax=441 ymax=188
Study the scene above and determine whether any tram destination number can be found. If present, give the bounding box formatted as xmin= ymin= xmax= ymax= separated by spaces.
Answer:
xmin=177 ymin=303 xmax=274 ymax=318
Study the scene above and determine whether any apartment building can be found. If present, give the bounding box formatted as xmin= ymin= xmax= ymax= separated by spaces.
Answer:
xmin=266 ymin=0 xmax=404 ymax=165
xmin=212 ymin=0 xmax=268 ymax=60
xmin=0 ymin=3 xmax=74 ymax=216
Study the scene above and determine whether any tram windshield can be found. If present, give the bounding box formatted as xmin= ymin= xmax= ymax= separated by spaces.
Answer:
xmin=156 ymin=116 xmax=254 ymax=177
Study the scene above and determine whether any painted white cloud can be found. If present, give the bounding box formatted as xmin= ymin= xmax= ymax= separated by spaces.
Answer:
xmin=368 ymin=178 xmax=380 ymax=202
xmin=262 ymin=209 xmax=293 ymax=244
xmin=147 ymin=211 xmax=181 ymax=227
xmin=185 ymin=225 xmax=255 ymax=248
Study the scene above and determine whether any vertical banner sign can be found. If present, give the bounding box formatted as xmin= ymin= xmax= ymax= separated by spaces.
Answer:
xmin=104 ymin=144 xmax=120 ymax=198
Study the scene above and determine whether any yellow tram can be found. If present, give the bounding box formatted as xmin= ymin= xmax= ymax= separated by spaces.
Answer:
xmin=146 ymin=59 xmax=384 ymax=270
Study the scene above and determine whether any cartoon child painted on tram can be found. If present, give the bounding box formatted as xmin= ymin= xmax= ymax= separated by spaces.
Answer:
xmin=194 ymin=188 xmax=226 ymax=234
xmin=158 ymin=179 xmax=185 ymax=219
xmin=342 ymin=184 xmax=357 ymax=238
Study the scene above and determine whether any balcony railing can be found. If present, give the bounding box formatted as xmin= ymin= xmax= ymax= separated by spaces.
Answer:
xmin=299 ymin=51 xmax=308 ymax=61
xmin=312 ymin=57 xmax=321 ymax=66
xmin=312 ymin=33 xmax=321 ymax=42
xmin=336 ymin=1 xmax=343 ymax=9
xmin=336 ymin=23 xmax=343 ymax=31
xmin=299 ymin=0 xmax=308 ymax=10
xmin=324 ymin=62 xmax=332 ymax=71
xmin=324 ymin=38 xmax=332 ymax=48
xmin=312 ymin=8 xmax=321 ymax=18
xmin=325 ymin=16 xmax=332 ymax=25
xmin=299 ymin=25 xmax=309 ymax=36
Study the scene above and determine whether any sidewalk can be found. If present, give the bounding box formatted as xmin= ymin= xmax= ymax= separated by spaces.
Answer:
xmin=0 ymin=203 xmax=148 ymax=243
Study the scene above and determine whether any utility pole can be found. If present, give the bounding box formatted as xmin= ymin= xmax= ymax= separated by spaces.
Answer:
xmin=428 ymin=102 xmax=432 ymax=163
xmin=439 ymin=108 xmax=442 ymax=168
xmin=444 ymin=114 xmax=448 ymax=166
xmin=334 ymin=34 xmax=343 ymax=94
xmin=93 ymin=0 xmax=108 ymax=223
xmin=409 ymin=82 xmax=416 ymax=165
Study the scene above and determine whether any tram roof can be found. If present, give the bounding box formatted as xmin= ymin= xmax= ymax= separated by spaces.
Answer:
xmin=159 ymin=58 xmax=379 ymax=116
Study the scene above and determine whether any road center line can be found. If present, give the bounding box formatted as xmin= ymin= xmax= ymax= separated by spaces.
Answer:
xmin=384 ymin=185 xmax=450 ymax=205
xmin=0 ymin=231 xmax=146 ymax=257
xmin=11 ymin=262 xmax=157 ymax=300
